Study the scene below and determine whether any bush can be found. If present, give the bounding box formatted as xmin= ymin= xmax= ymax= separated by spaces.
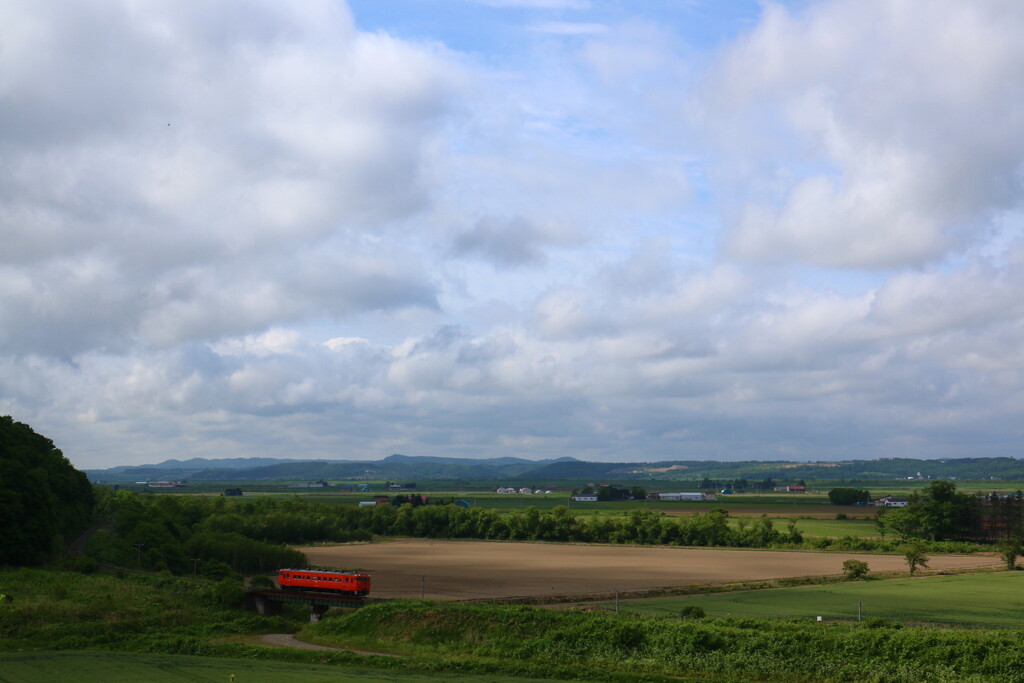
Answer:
xmin=842 ymin=559 xmax=870 ymax=580
xmin=201 ymin=578 xmax=246 ymax=608
xmin=679 ymin=605 xmax=706 ymax=619
xmin=249 ymin=574 xmax=276 ymax=590
xmin=57 ymin=556 xmax=100 ymax=574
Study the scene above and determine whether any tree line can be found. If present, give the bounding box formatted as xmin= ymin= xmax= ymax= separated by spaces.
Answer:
xmin=88 ymin=480 xmax=1014 ymax=578
xmin=877 ymin=480 xmax=1024 ymax=544
xmin=90 ymin=491 xmax=983 ymax=565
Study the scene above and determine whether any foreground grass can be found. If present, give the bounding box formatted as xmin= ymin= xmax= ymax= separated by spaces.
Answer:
xmin=8 ymin=567 xmax=1024 ymax=681
xmin=0 ymin=651 xmax=553 ymax=683
xmin=303 ymin=600 xmax=1024 ymax=682
xmin=599 ymin=571 xmax=1024 ymax=627
xmin=0 ymin=567 xmax=298 ymax=652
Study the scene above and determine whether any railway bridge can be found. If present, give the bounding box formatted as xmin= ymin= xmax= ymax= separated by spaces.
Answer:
xmin=245 ymin=588 xmax=366 ymax=622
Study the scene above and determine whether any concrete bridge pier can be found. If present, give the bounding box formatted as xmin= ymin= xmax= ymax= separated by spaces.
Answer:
xmin=309 ymin=604 xmax=328 ymax=623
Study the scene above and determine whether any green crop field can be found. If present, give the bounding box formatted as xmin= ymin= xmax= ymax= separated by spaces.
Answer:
xmin=786 ymin=518 xmax=880 ymax=538
xmin=604 ymin=571 xmax=1024 ymax=627
xmin=0 ymin=651 xmax=551 ymax=683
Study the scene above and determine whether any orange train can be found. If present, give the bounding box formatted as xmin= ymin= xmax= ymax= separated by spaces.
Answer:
xmin=277 ymin=568 xmax=371 ymax=596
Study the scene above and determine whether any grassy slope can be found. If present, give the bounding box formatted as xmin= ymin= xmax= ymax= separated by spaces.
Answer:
xmin=7 ymin=566 xmax=1024 ymax=681
xmin=604 ymin=571 xmax=1024 ymax=627
xmin=304 ymin=600 xmax=1024 ymax=682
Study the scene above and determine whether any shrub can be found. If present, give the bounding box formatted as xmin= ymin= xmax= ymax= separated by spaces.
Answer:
xmin=997 ymin=539 xmax=1022 ymax=570
xmin=201 ymin=578 xmax=246 ymax=608
xmin=57 ymin=556 xmax=99 ymax=574
xmin=842 ymin=559 xmax=870 ymax=580
xmin=249 ymin=574 xmax=276 ymax=590
xmin=679 ymin=605 xmax=706 ymax=619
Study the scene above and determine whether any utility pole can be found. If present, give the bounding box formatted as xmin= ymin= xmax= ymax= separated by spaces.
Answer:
xmin=134 ymin=543 xmax=144 ymax=569
xmin=614 ymin=589 xmax=620 ymax=613
xmin=857 ymin=602 xmax=863 ymax=622
xmin=190 ymin=557 xmax=201 ymax=575
xmin=419 ymin=576 xmax=427 ymax=600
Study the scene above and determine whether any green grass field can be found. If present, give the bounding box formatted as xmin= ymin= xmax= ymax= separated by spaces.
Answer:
xmin=786 ymin=518 xmax=879 ymax=538
xmin=0 ymin=651 xmax=551 ymax=682
xmin=604 ymin=571 xmax=1024 ymax=627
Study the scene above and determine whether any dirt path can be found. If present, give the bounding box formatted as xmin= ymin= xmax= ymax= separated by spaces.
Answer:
xmin=297 ymin=539 xmax=1000 ymax=601
xmin=259 ymin=633 xmax=403 ymax=657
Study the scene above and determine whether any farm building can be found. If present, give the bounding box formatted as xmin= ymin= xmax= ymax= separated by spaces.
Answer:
xmin=571 ymin=494 xmax=598 ymax=502
xmin=653 ymin=492 xmax=714 ymax=502
xmin=875 ymin=496 xmax=909 ymax=507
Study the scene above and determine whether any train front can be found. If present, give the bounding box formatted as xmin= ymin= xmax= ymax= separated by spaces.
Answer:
xmin=351 ymin=572 xmax=371 ymax=596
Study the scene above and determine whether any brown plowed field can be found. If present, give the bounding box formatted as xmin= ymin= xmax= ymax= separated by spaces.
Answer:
xmin=296 ymin=540 xmax=999 ymax=601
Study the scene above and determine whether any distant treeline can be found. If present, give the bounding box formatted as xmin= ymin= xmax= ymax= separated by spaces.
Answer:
xmin=91 ymin=490 xmax=982 ymax=575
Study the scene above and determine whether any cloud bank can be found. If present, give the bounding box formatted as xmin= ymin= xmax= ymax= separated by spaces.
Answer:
xmin=1 ymin=0 xmax=1022 ymax=467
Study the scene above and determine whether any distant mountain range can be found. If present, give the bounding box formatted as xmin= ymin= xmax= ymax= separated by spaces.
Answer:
xmin=84 ymin=455 xmax=1024 ymax=483
xmin=85 ymin=454 xmax=580 ymax=482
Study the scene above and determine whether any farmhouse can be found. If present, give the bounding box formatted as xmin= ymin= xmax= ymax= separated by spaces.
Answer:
xmin=875 ymin=496 xmax=909 ymax=507
xmin=571 ymin=494 xmax=598 ymax=502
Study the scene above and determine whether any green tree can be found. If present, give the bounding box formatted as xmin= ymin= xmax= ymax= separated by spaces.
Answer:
xmin=907 ymin=480 xmax=978 ymax=541
xmin=0 ymin=416 xmax=94 ymax=565
xmin=997 ymin=538 xmax=1022 ymax=570
xmin=902 ymin=541 xmax=930 ymax=575
xmin=828 ymin=488 xmax=871 ymax=505
xmin=842 ymin=559 xmax=870 ymax=580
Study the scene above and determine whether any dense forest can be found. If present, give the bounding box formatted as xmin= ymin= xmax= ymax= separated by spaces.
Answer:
xmin=0 ymin=416 xmax=94 ymax=565
xmin=86 ymin=488 xmax=309 ymax=576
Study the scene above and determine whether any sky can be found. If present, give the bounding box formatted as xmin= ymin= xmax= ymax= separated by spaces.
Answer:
xmin=1 ymin=0 xmax=1023 ymax=469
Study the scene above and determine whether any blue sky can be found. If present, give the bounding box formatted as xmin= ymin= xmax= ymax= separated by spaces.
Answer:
xmin=1 ymin=0 xmax=1022 ymax=468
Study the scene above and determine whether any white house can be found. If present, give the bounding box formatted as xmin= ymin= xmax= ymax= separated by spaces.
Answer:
xmin=571 ymin=494 xmax=598 ymax=502
xmin=875 ymin=496 xmax=909 ymax=507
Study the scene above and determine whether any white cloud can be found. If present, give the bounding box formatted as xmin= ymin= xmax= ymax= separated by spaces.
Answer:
xmin=703 ymin=0 xmax=1024 ymax=268
xmin=0 ymin=0 xmax=460 ymax=356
